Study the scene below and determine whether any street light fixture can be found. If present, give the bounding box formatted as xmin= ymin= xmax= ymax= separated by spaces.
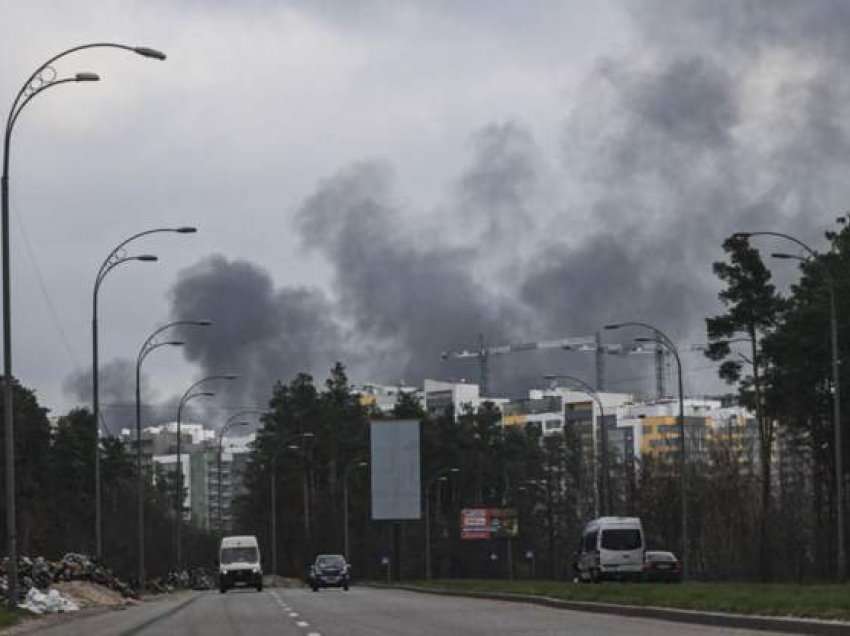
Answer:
xmin=739 ymin=230 xmax=845 ymax=581
xmin=3 ymin=42 xmax=165 ymax=605
xmin=216 ymin=420 xmax=249 ymax=533
xmin=425 ymin=467 xmax=460 ymax=579
xmin=216 ymin=409 xmax=265 ymax=535
xmin=93 ymin=227 xmax=199 ymax=562
xmin=606 ymin=322 xmax=688 ymax=578
xmin=344 ymin=459 xmax=369 ymax=562
xmin=174 ymin=375 xmax=238 ymax=567
xmin=134 ymin=320 xmax=211 ymax=589
xmin=269 ymin=432 xmax=315 ymax=577
xmin=93 ymin=248 xmax=161 ymax=561
xmin=544 ymin=374 xmax=609 ymax=516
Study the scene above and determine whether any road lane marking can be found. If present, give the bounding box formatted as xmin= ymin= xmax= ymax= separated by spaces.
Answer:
xmin=296 ymin=621 xmax=309 ymax=627
xmin=289 ymin=611 xmax=299 ymax=617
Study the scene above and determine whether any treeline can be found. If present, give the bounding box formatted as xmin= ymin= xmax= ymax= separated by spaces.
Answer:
xmin=0 ymin=381 xmax=217 ymax=584
xmin=704 ymin=219 xmax=850 ymax=581
xmin=232 ymin=361 xmax=818 ymax=582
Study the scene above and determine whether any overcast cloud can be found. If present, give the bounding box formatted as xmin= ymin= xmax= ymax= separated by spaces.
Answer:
xmin=2 ymin=1 xmax=848 ymax=431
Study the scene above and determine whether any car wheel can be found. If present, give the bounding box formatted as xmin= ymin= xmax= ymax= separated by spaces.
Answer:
xmin=343 ymin=583 xmax=349 ymax=591
xmin=312 ymin=585 xmax=319 ymax=592
xmin=591 ymin=569 xmax=601 ymax=584
xmin=219 ymin=585 xmax=227 ymax=594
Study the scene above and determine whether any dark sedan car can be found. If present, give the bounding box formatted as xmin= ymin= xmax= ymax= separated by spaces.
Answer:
xmin=643 ymin=550 xmax=682 ymax=582
xmin=308 ymin=554 xmax=350 ymax=591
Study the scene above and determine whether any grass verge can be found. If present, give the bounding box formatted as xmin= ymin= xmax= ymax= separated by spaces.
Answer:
xmin=398 ymin=579 xmax=850 ymax=622
xmin=0 ymin=607 xmax=25 ymax=629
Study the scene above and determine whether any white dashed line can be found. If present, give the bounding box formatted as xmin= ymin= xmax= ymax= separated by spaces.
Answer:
xmin=307 ymin=633 xmax=321 ymax=636
xmin=296 ymin=621 xmax=309 ymax=627
xmin=289 ymin=611 xmax=299 ymax=617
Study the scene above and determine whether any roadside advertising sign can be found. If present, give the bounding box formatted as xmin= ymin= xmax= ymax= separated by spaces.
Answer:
xmin=460 ymin=508 xmax=518 ymax=540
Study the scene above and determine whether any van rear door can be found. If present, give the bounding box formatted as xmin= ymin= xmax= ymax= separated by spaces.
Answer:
xmin=599 ymin=527 xmax=643 ymax=569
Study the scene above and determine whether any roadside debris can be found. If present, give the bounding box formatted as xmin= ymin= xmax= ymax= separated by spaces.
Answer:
xmin=19 ymin=587 xmax=79 ymax=614
xmin=0 ymin=553 xmax=138 ymax=612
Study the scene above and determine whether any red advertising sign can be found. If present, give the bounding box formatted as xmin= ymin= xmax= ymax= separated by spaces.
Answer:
xmin=460 ymin=508 xmax=518 ymax=540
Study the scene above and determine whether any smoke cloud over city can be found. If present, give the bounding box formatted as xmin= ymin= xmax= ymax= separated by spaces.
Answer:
xmin=64 ymin=1 xmax=850 ymax=424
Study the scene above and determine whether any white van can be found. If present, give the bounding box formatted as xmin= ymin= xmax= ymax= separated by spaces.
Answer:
xmin=219 ymin=535 xmax=263 ymax=593
xmin=575 ymin=517 xmax=645 ymax=582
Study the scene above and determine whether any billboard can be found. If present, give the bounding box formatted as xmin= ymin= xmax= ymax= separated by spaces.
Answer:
xmin=460 ymin=508 xmax=519 ymax=540
xmin=370 ymin=419 xmax=421 ymax=520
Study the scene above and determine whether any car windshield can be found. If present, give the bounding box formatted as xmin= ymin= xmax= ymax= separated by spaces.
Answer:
xmin=316 ymin=555 xmax=345 ymax=568
xmin=221 ymin=547 xmax=258 ymax=564
xmin=600 ymin=529 xmax=642 ymax=551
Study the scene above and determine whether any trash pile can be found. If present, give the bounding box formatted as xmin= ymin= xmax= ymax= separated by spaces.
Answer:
xmin=0 ymin=553 xmax=138 ymax=613
xmin=190 ymin=567 xmax=215 ymax=590
xmin=19 ymin=588 xmax=79 ymax=614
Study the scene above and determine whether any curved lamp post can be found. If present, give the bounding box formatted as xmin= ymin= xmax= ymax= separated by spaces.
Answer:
xmin=606 ymin=321 xmax=686 ymax=577
xmin=735 ymin=230 xmax=845 ymax=581
xmin=135 ymin=319 xmax=210 ymax=590
xmin=217 ymin=410 xmax=265 ymax=534
xmin=544 ymin=373 xmax=609 ymax=516
xmin=3 ymin=43 xmax=165 ymax=604
xmin=269 ymin=432 xmax=315 ymax=577
xmin=175 ymin=374 xmax=237 ymax=567
xmin=518 ymin=479 xmax=555 ymax=578
xmin=93 ymin=245 xmax=161 ymax=561
xmin=94 ymin=227 xmax=197 ymax=561
xmin=424 ymin=467 xmax=460 ymax=579
xmin=343 ymin=458 xmax=369 ymax=562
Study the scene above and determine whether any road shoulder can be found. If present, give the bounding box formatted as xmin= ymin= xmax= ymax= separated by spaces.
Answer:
xmin=368 ymin=583 xmax=850 ymax=636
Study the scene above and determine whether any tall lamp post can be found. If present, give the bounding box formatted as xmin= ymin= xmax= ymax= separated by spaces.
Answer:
xmin=175 ymin=374 xmax=237 ymax=568
xmin=217 ymin=410 xmax=264 ymax=534
xmin=734 ymin=230 xmax=844 ymax=580
xmin=94 ymin=227 xmax=197 ymax=559
xmin=269 ymin=432 xmax=315 ymax=577
xmin=606 ymin=322 xmax=687 ymax=577
xmin=424 ymin=467 xmax=459 ymax=580
xmin=2 ymin=42 xmax=165 ymax=606
xmin=519 ymin=480 xmax=555 ymax=578
xmin=343 ymin=459 xmax=368 ymax=562
xmin=135 ymin=319 xmax=210 ymax=589
xmin=544 ymin=373 xmax=610 ymax=516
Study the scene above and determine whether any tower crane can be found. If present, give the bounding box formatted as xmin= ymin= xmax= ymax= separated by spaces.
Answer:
xmin=441 ymin=332 xmax=656 ymax=397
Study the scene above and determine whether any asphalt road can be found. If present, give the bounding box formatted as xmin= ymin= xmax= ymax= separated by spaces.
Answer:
xmin=29 ymin=586 xmax=798 ymax=636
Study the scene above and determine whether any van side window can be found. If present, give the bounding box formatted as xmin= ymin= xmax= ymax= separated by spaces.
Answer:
xmin=583 ymin=530 xmax=598 ymax=552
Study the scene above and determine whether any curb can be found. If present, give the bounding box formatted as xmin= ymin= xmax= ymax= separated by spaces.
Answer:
xmin=118 ymin=592 xmax=201 ymax=636
xmin=366 ymin=584 xmax=850 ymax=635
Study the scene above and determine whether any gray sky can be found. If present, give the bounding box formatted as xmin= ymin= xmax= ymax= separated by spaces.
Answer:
xmin=1 ymin=1 xmax=847 ymax=430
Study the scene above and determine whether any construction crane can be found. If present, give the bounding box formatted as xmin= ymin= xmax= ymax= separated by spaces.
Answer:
xmin=441 ymin=332 xmax=654 ymax=397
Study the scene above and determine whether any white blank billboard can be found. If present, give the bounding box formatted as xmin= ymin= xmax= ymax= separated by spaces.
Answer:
xmin=370 ymin=419 xmax=421 ymax=520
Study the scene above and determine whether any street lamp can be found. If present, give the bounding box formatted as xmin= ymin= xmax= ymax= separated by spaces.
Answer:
xmin=518 ymin=479 xmax=555 ymax=578
xmin=606 ymin=322 xmax=688 ymax=578
xmin=175 ymin=374 xmax=238 ymax=568
xmin=3 ymin=44 xmax=165 ymax=602
xmin=135 ymin=319 xmax=211 ymax=589
xmin=737 ymin=230 xmax=845 ymax=581
xmin=94 ymin=243 xmax=163 ymax=561
xmin=544 ymin=374 xmax=609 ymax=516
xmin=269 ymin=432 xmax=315 ymax=577
xmin=424 ymin=467 xmax=460 ymax=579
xmin=94 ymin=228 xmax=198 ymax=561
xmin=217 ymin=410 xmax=265 ymax=534
xmin=343 ymin=459 xmax=369 ymax=562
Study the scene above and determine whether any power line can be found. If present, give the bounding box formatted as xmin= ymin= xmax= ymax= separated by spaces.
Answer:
xmin=14 ymin=210 xmax=81 ymax=368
